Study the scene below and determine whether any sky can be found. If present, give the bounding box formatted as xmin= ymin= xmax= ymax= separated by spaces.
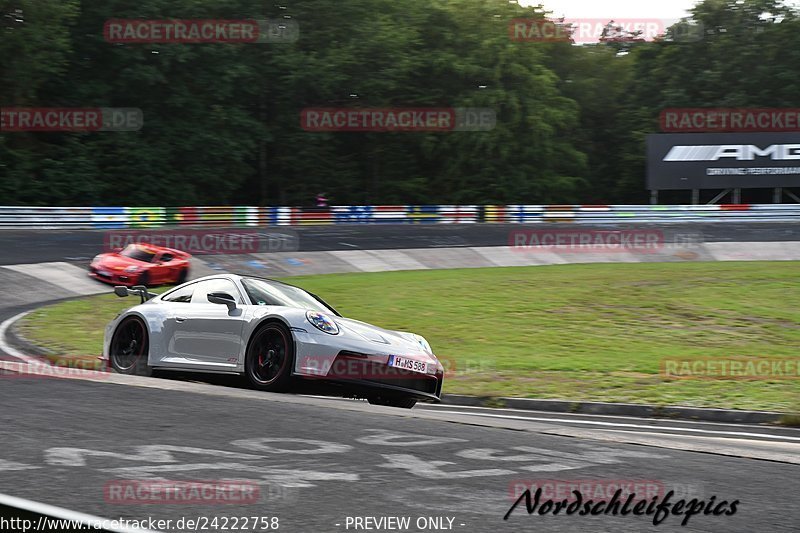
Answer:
xmin=522 ymin=0 xmax=698 ymax=21
xmin=525 ymin=0 xmax=800 ymax=20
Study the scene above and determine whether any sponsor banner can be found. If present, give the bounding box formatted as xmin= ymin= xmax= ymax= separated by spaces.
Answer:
xmin=1 ymin=108 xmax=143 ymax=132
xmin=510 ymin=229 xmax=664 ymax=253
xmin=661 ymin=108 xmax=800 ymax=133
xmin=103 ymin=229 xmax=298 ymax=254
xmin=104 ymin=480 xmax=260 ymax=505
xmin=509 ymin=18 xmax=704 ymax=44
xmin=646 ymin=133 xmax=800 ymax=190
xmin=333 ymin=206 xmax=374 ymax=223
xmin=293 ymin=207 xmax=334 ymax=226
xmin=91 ymin=207 xmax=127 ymax=229
xmin=126 ymin=207 xmax=166 ymax=228
xmin=661 ymin=358 xmax=800 ymax=380
xmin=300 ymin=108 xmax=495 ymax=132
xmin=406 ymin=205 xmax=440 ymax=224
xmin=103 ymin=19 xmax=299 ymax=44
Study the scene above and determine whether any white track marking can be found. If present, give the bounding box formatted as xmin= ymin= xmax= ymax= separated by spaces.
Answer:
xmin=0 ymin=493 xmax=162 ymax=532
xmin=422 ymin=404 xmax=800 ymax=431
xmin=45 ymin=445 xmax=264 ymax=467
xmin=100 ymin=462 xmax=359 ymax=488
xmin=422 ymin=403 xmax=796 ymax=432
xmin=379 ymin=454 xmax=514 ymax=479
xmin=431 ymin=410 xmax=800 ymax=442
xmin=0 ymin=459 xmax=41 ymax=471
xmin=356 ymin=429 xmax=467 ymax=446
xmin=0 ymin=311 xmax=39 ymax=362
xmin=232 ymin=438 xmax=352 ymax=454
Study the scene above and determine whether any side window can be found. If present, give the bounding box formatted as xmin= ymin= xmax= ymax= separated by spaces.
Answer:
xmin=161 ymin=284 xmax=194 ymax=303
xmin=190 ymin=279 xmax=242 ymax=304
xmin=160 ymin=253 xmax=174 ymax=262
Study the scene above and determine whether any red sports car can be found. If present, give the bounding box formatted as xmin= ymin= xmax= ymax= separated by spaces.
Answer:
xmin=89 ymin=243 xmax=191 ymax=287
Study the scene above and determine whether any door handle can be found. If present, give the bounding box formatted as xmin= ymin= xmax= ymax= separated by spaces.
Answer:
xmin=175 ymin=316 xmax=187 ymax=323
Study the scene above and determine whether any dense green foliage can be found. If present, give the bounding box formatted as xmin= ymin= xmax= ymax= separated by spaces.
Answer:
xmin=1 ymin=0 xmax=799 ymax=205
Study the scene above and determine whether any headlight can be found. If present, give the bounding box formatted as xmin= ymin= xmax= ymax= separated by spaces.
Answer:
xmin=92 ymin=255 xmax=102 ymax=264
xmin=306 ymin=311 xmax=339 ymax=335
xmin=413 ymin=334 xmax=432 ymax=354
xmin=124 ymin=266 xmax=140 ymax=273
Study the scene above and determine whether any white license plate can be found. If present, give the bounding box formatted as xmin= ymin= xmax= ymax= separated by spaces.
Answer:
xmin=388 ymin=355 xmax=427 ymax=374
xmin=98 ymin=270 xmax=111 ymax=277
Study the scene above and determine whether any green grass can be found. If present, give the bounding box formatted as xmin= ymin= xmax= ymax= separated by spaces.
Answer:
xmin=16 ymin=262 xmax=800 ymax=412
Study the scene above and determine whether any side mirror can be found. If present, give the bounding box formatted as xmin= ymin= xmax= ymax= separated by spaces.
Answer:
xmin=208 ymin=291 xmax=237 ymax=311
xmin=114 ymin=285 xmax=156 ymax=303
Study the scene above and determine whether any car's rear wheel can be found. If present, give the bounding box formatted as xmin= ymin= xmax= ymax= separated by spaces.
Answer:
xmin=368 ymin=396 xmax=417 ymax=409
xmin=109 ymin=317 xmax=152 ymax=376
xmin=176 ymin=268 xmax=188 ymax=284
xmin=245 ymin=322 xmax=294 ymax=392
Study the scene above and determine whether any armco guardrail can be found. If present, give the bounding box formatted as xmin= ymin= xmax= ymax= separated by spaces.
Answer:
xmin=0 ymin=204 xmax=798 ymax=228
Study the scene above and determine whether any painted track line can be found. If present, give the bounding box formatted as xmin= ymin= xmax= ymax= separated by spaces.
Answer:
xmin=0 ymin=311 xmax=39 ymax=363
xmin=421 ymin=403 xmax=800 ymax=433
xmin=429 ymin=410 xmax=800 ymax=442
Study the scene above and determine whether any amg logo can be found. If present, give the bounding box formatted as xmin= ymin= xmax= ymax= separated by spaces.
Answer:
xmin=663 ymin=144 xmax=800 ymax=161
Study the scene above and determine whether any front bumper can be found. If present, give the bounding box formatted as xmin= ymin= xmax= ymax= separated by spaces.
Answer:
xmin=326 ymin=352 xmax=443 ymax=402
xmin=292 ymin=330 xmax=443 ymax=402
xmin=88 ymin=266 xmax=139 ymax=286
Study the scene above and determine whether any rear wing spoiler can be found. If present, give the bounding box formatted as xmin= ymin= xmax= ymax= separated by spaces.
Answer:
xmin=114 ymin=285 xmax=157 ymax=304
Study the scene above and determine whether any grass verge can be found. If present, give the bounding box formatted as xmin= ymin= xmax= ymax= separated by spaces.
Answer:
xmin=16 ymin=262 xmax=800 ymax=412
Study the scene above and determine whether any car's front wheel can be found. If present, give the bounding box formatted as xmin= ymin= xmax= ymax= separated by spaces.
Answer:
xmin=109 ymin=317 xmax=152 ymax=376
xmin=368 ymin=396 xmax=417 ymax=409
xmin=245 ymin=322 xmax=294 ymax=392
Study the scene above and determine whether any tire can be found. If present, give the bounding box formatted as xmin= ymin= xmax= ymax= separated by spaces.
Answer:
xmin=368 ymin=396 xmax=417 ymax=409
xmin=137 ymin=271 xmax=150 ymax=287
xmin=176 ymin=268 xmax=188 ymax=284
xmin=245 ymin=321 xmax=294 ymax=392
xmin=109 ymin=317 xmax=152 ymax=376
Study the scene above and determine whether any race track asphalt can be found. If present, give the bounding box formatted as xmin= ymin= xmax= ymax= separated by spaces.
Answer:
xmin=0 ymin=375 xmax=797 ymax=533
xmin=1 ymin=224 xmax=798 ymax=532
xmin=1 ymin=222 xmax=799 ymax=265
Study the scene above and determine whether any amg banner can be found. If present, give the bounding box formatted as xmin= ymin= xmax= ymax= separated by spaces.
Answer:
xmin=646 ymin=133 xmax=800 ymax=190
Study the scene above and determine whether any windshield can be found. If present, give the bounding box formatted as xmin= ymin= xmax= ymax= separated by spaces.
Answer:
xmin=119 ymin=245 xmax=156 ymax=263
xmin=241 ymin=278 xmax=338 ymax=315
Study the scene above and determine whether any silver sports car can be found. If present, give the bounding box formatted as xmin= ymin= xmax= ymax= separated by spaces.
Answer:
xmin=103 ymin=274 xmax=444 ymax=408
